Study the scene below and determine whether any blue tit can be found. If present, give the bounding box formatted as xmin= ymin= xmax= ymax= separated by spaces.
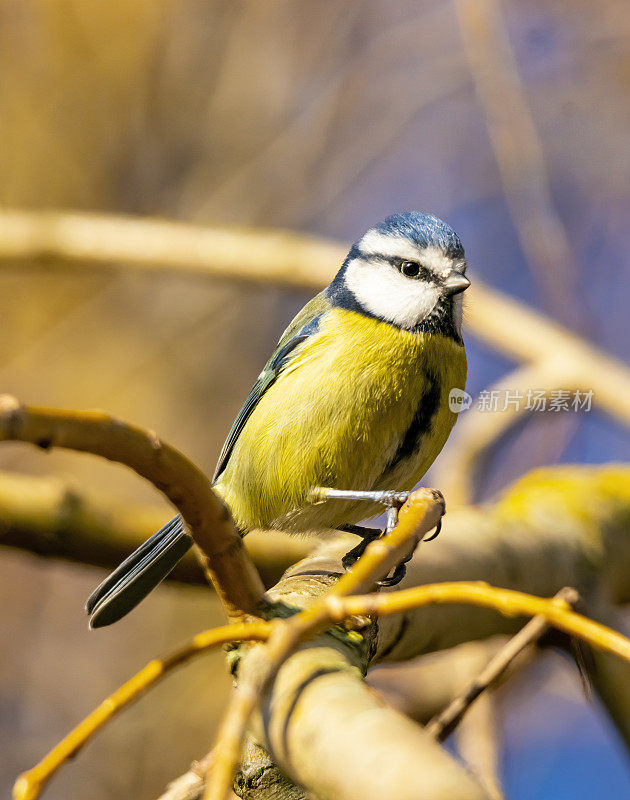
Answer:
xmin=87 ymin=211 xmax=469 ymax=627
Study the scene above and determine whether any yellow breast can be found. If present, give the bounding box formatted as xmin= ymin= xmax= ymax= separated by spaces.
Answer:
xmin=216 ymin=309 xmax=466 ymax=532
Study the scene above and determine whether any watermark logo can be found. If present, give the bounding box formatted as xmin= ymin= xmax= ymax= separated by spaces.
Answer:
xmin=449 ymin=388 xmax=473 ymax=413
xmin=476 ymin=388 xmax=594 ymax=413
xmin=448 ymin=387 xmax=595 ymax=415
xmin=448 ymin=388 xmax=595 ymax=414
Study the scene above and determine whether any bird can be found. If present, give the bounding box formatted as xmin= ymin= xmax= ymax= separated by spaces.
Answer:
xmin=86 ymin=211 xmax=470 ymax=627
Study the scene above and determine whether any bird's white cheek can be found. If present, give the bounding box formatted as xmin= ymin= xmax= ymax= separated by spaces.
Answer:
xmin=345 ymin=259 xmax=440 ymax=329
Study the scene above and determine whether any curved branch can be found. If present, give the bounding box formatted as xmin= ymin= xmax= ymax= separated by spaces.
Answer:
xmin=341 ymin=584 xmax=630 ymax=664
xmin=13 ymin=623 xmax=271 ymax=800
xmin=434 ymin=360 xmax=587 ymax=504
xmin=0 ymin=209 xmax=339 ymax=290
xmin=0 ymin=470 xmax=314 ymax=588
xmin=3 ymin=209 xmax=629 ymax=436
xmin=0 ymin=395 xmax=265 ymax=619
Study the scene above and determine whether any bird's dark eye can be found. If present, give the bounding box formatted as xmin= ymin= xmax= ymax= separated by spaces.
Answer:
xmin=401 ymin=260 xmax=420 ymax=278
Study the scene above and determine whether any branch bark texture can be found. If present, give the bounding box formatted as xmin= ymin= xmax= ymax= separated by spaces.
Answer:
xmin=0 ymin=395 xmax=264 ymax=618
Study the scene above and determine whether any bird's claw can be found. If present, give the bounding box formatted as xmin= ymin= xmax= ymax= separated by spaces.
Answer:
xmin=422 ymin=517 xmax=442 ymax=542
xmin=375 ymin=533 xmax=421 ymax=587
xmin=376 ymin=560 xmax=408 ymax=587
xmin=341 ymin=517 xmax=442 ymax=586
xmin=323 ymin=487 xmax=443 ymax=586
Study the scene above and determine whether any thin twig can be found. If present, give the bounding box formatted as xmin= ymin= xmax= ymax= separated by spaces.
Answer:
xmin=12 ymin=623 xmax=271 ymax=800
xmin=425 ymin=587 xmax=578 ymax=740
xmin=341 ymin=583 xmax=630 ymax=663
xmin=0 ymin=395 xmax=265 ymax=619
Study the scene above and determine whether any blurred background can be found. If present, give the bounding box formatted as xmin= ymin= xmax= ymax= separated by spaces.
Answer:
xmin=0 ymin=1 xmax=629 ymax=798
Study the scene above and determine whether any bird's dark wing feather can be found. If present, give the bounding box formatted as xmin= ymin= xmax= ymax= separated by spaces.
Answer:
xmin=84 ymin=292 xmax=332 ymax=627
xmin=212 ymin=292 xmax=330 ymax=482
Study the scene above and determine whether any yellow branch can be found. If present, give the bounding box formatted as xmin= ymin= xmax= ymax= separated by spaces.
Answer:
xmin=12 ymin=622 xmax=271 ymax=800
xmin=208 ymin=563 xmax=630 ymax=800
xmin=340 ymin=582 xmax=630 ymax=665
xmin=0 ymin=395 xmax=265 ymax=620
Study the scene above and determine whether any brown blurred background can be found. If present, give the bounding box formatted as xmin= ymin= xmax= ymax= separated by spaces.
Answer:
xmin=1 ymin=1 xmax=629 ymax=798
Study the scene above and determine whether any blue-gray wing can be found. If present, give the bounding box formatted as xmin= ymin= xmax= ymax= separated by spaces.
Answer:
xmin=212 ymin=312 xmax=324 ymax=483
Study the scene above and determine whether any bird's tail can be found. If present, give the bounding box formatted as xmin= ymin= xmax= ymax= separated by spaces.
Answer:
xmin=85 ymin=515 xmax=193 ymax=628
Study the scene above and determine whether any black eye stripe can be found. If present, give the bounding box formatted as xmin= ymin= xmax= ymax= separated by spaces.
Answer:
xmin=356 ymin=250 xmax=440 ymax=282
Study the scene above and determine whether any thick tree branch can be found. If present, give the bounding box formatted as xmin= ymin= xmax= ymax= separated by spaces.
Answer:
xmin=0 ymin=395 xmax=265 ymax=619
xmin=255 ymin=640 xmax=488 ymax=800
xmin=0 ymin=471 xmax=313 ymax=588
xmin=206 ymin=490 xmax=446 ymax=800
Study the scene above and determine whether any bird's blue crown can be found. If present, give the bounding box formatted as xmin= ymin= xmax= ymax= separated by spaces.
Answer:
xmin=368 ymin=212 xmax=464 ymax=258
xmin=325 ymin=212 xmax=466 ymax=340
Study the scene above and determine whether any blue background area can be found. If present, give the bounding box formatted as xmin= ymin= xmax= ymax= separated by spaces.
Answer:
xmin=502 ymin=656 xmax=630 ymax=799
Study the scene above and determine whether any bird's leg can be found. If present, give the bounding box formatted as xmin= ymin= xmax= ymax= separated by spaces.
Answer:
xmin=310 ymin=487 xmax=443 ymax=587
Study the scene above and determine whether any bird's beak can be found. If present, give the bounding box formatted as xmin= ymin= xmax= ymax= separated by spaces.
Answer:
xmin=443 ymin=271 xmax=470 ymax=296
